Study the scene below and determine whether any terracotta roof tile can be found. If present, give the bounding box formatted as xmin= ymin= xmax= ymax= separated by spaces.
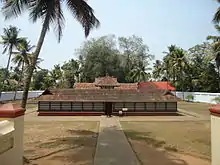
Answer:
xmin=115 ymin=83 xmax=137 ymax=90
xmin=39 ymin=89 xmax=178 ymax=102
xmin=74 ymin=83 xmax=98 ymax=89
xmin=138 ymin=82 xmax=176 ymax=91
xmin=95 ymin=76 xmax=120 ymax=87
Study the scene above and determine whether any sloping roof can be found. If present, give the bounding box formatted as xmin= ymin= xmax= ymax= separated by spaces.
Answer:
xmin=39 ymin=88 xmax=179 ymax=102
xmin=138 ymin=82 xmax=176 ymax=91
xmin=115 ymin=83 xmax=138 ymax=90
xmin=74 ymin=83 xmax=99 ymax=89
xmin=95 ymin=76 xmax=120 ymax=87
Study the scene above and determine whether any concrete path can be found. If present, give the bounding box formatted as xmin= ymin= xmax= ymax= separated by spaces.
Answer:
xmin=94 ymin=116 xmax=140 ymax=165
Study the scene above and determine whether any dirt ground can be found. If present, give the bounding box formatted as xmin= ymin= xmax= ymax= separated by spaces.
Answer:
xmin=178 ymin=101 xmax=211 ymax=116
xmin=121 ymin=121 xmax=211 ymax=165
xmin=24 ymin=121 xmax=99 ymax=165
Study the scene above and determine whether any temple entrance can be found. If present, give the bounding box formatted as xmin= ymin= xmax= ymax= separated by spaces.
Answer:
xmin=104 ymin=102 xmax=113 ymax=116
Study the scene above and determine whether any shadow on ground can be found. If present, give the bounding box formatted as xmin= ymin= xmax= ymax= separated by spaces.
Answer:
xmin=24 ymin=129 xmax=98 ymax=165
xmin=124 ymin=130 xmax=189 ymax=165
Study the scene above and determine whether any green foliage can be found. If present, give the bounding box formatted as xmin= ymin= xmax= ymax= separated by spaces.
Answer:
xmin=152 ymin=42 xmax=219 ymax=92
xmin=77 ymin=35 xmax=153 ymax=83
xmin=212 ymin=97 xmax=220 ymax=104
xmin=186 ymin=95 xmax=194 ymax=102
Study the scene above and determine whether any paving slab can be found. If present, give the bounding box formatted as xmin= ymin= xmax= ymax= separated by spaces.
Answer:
xmin=94 ymin=116 xmax=140 ymax=165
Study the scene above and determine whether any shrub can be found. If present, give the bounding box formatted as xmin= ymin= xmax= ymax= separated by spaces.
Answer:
xmin=186 ymin=94 xmax=194 ymax=102
xmin=212 ymin=97 xmax=220 ymax=104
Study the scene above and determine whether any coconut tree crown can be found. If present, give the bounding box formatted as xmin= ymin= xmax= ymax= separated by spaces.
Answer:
xmin=2 ymin=0 xmax=100 ymax=41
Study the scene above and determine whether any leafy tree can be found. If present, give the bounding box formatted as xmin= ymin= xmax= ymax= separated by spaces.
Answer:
xmin=1 ymin=0 xmax=100 ymax=108
xmin=152 ymin=60 xmax=163 ymax=80
xmin=118 ymin=35 xmax=153 ymax=81
xmin=31 ymin=69 xmax=52 ymax=90
xmin=11 ymin=38 xmax=35 ymax=82
xmin=213 ymin=0 xmax=220 ymax=24
xmin=207 ymin=25 xmax=220 ymax=91
xmin=77 ymin=35 xmax=124 ymax=82
xmin=0 ymin=26 xmax=23 ymax=79
xmin=61 ymin=59 xmax=80 ymax=88
xmin=129 ymin=66 xmax=151 ymax=82
xmin=50 ymin=64 xmax=63 ymax=87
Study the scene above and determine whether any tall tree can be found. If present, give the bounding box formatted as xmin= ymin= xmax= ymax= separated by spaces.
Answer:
xmin=152 ymin=60 xmax=163 ymax=80
xmin=61 ymin=59 xmax=80 ymax=88
xmin=213 ymin=0 xmax=220 ymax=24
xmin=0 ymin=25 xmax=22 ymax=80
xmin=162 ymin=45 xmax=178 ymax=82
xmin=118 ymin=35 xmax=153 ymax=73
xmin=11 ymin=38 xmax=35 ymax=82
xmin=2 ymin=0 xmax=100 ymax=108
xmin=207 ymin=25 xmax=220 ymax=91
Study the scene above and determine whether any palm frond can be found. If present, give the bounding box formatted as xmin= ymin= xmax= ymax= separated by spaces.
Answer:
xmin=1 ymin=0 xmax=31 ymax=20
xmin=66 ymin=0 xmax=100 ymax=37
xmin=29 ymin=0 xmax=65 ymax=42
xmin=213 ymin=7 xmax=220 ymax=24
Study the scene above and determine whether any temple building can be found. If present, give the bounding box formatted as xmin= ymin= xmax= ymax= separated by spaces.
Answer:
xmin=37 ymin=76 xmax=179 ymax=116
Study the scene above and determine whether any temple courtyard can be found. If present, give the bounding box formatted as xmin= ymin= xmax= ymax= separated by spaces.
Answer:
xmin=23 ymin=101 xmax=211 ymax=165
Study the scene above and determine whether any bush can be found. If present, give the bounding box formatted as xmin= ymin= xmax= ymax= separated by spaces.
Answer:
xmin=186 ymin=94 xmax=194 ymax=102
xmin=212 ymin=97 xmax=220 ymax=104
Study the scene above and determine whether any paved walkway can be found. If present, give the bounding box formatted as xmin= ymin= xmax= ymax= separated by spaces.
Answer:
xmin=94 ymin=116 xmax=140 ymax=165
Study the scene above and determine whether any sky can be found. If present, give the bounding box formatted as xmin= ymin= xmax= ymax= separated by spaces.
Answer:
xmin=0 ymin=0 xmax=219 ymax=69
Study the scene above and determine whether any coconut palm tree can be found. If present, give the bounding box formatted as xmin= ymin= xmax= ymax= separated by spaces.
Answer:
xmin=207 ymin=27 xmax=220 ymax=91
xmin=12 ymin=38 xmax=35 ymax=81
xmin=129 ymin=66 xmax=151 ymax=82
xmin=0 ymin=25 xmax=22 ymax=80
xmin=1 ymin=0 xmax=100 ymax=108
xmin=213 ymin=0 xmax=220 ymax=24
xmin=162 ymin=45 xmax=177 ymax=82
xmin=172 ymin=48 xmax=188 ymax=99
xmin=152 ymin=60 xmax=163 ymax=80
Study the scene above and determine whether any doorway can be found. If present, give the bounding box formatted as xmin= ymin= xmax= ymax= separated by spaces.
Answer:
xmin=105 ymin=102 xmax=113 ymax=116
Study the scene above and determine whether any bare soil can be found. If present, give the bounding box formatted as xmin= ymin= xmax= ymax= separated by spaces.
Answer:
xmin=24 ymin=121 xmax=99 ymax=165
xmin=121 ymin=121 xmax=211 ymax=165
xmin=178 ymin=101 xmax=211 ymax=116
xmin=129 ymin=139 xmax=210 ymax=165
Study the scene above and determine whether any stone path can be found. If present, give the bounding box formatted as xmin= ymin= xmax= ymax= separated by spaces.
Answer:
xmin=94 ymin=116 xmax=140 ymax=165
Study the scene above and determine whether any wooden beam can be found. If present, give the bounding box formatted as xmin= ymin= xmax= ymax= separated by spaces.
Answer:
xmin=60 ymin=102 xmax=62 ymax=111
xmin=165 ymin=102 xmax=167 ymax=111
xmin=92 ymin=102 xmax=94 ymax=111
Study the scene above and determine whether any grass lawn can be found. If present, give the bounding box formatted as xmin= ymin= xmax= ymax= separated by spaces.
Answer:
xmin=121 ymin=121 xmax=210 ymax=165
xmin=178 ymin=101 xmax=211 ymax=116
xmin=24 ymin=121 xmax=99 ymax=165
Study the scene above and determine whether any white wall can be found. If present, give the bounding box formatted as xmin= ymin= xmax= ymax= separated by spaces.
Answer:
xmin=211 ymin=114 xmax=220 ymax=165
xmin=0 ymin=91 xmax=44 ymax=101
xmin=172 ymin=91 xmax=220 ymax=104
xmin=1 ymin=90 xmax=220 ymax=104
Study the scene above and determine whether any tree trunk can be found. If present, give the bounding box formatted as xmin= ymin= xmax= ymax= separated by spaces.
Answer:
xmin=5 ymin=46 xmax=13 ymax=81
xmin=218 ymin=68 xmax=220 ymax=92
xmin=21 ymin=14 xmax=50 ymax=108
xmin=13 ymin=87 xmax=17 ymax=100
xmin=21 ymin=61 xmax=25 ymax=81
xmin=181 ymin=68 xmax=184 ymax=100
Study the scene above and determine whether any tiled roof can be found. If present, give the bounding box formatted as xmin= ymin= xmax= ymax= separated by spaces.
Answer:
xmin=115 ymin=83 xmax=138 ymax=90
xmin=74 ymin=83 xmax=99 ymax=89
xmin=138 ymin=82 xmax=176 ymax=91
xmin=95 ymin=76 xmax=120 ymax=87
xmin=39 ymin=88 xmax=179 ymax=102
